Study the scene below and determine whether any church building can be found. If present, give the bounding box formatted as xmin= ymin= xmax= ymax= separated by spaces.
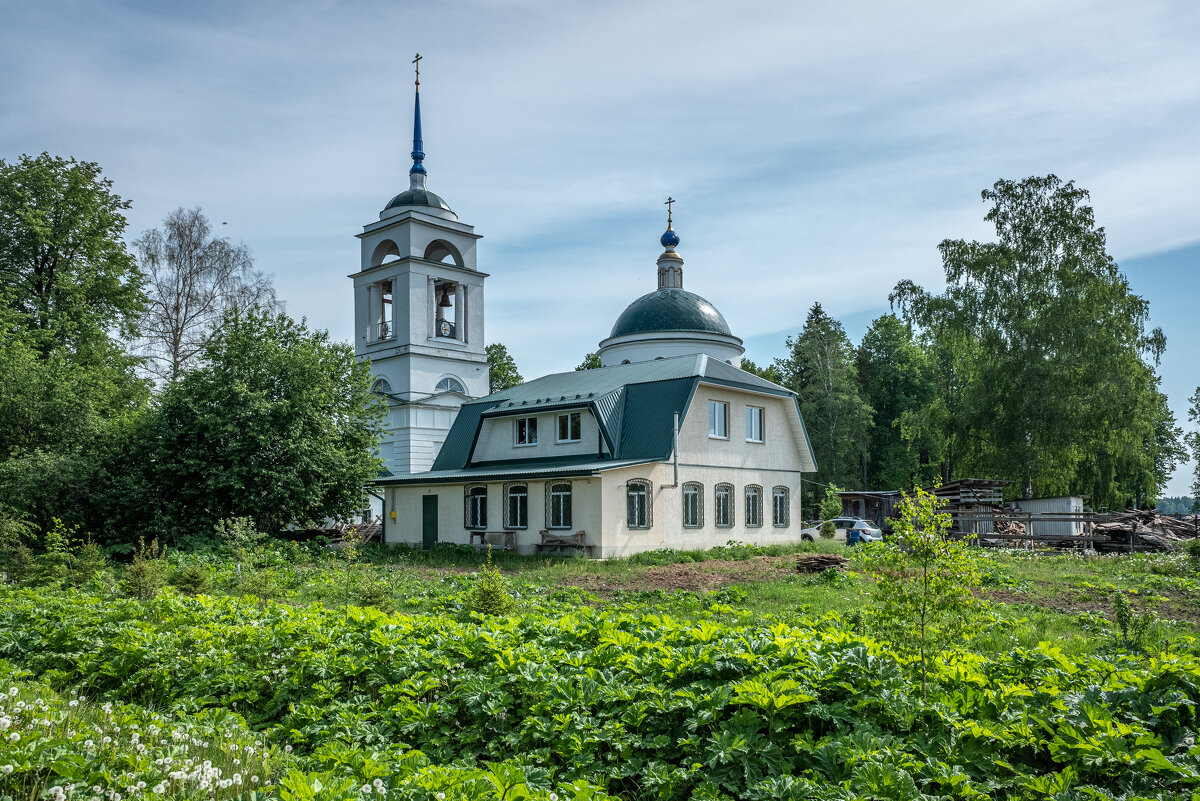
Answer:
xmin=357 ymin=62 xmax=817 ymax=557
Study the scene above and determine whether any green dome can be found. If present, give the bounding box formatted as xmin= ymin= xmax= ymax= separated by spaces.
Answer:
xmin=609 ymin=289 xmax=733 ymax=338
xmin=385 ymin=188 xmax=453 ymax=213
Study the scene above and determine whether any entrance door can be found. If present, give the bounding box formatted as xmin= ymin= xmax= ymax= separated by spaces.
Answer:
xmin=422 ymin=495 xmax=438 ymax=550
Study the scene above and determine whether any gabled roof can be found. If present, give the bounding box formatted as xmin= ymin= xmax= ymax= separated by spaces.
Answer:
xmin=380 ymin=354 xmax=817 ymax=485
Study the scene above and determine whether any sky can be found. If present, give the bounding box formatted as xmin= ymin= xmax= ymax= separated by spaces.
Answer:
xmin=2 ymin=0 xmax=1197 ymax=495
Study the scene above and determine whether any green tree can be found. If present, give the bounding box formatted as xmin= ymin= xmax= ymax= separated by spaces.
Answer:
xmin=856 ymin=314 xmax=941 ymax=490
xmin=739 ymin=357 xmax=783 ymax=385
xmin=818 ymin=484 xmax=844 ymax=521
xmin=575 ymin=352 xmax=601 ymax=371
xmin=892 ymin=176 xmax=1182 ymax=507
xmin=0 ymin=155 xmax=149 ymax=533
xmin=486 ymin=343 xmax=522 ymax=393
xmin=0 ymin=153 xmax=144 ymax=358
xmin=862 ymin=486 xmax=984 ymax=699
xmin=1188 ymin=388 xmax=1200 ymax=510
xmin=774 ymin=302 xmax=873 ymax=505
xmin=125 ymin=309 xmax=385 ymax=539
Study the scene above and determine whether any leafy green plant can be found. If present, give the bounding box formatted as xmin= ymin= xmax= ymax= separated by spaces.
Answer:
xmin=1184 ymin=537 xmax=1200 ymax=575
xmin=1111 ymin=590 xmax=1157 ymax=653
xmin=71 ymin=537 xmax=107 ymax=587
xmin=119 ymin=536 xmax=168 ymax=599
xmin=36 ymin=517 xmax=72 ymax=585
xmin=819 ymin=520 xmax=836 ymax=539
xmin=353 ymin=577 xmax=394 ymax=611
xmin=861 ymin=485 xmax=985 ymax=699
xmin=464 ymin=546 xmax=512 ymax=615
xmin=214 ymin=515 xmax=266 ymax=564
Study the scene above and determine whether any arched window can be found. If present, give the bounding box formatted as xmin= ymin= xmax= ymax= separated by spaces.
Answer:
xmin=745 ymin=485 xmax=763 ymax=527
xmin=464 ymin=485 xmax=487 ymax=529
xmin=626 ymin=479 xmax=652 ymax=529
xmin=423 ymin=239 xmax=464 ymax=266
xmin=682 ymin=482 xmax=703 ymax=528
xmin=714 ymin=483 xmax=734 ymax=528
xmin=371 ymin=378 xmax=392 ymax=395
xmin=772 ymin=486 xmax=790 ymax=527
xmin=503 ymin=483 xmax=528 ymax=529
xmin=370 ymin=239 xmax=401 ymax=267
xmin=546 ymin=482 xmax=572 ymax=529
xmin=435 ymin=376 xmax=466 ymax=394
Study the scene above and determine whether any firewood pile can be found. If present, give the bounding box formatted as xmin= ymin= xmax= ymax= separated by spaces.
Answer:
xmin=1093 ymin=510 xmax=1199 ymax=552
xmin=796 ymin=554 xmax=849 ymax=573
xmin=994 ymin=518 xmax=1028 ymax=537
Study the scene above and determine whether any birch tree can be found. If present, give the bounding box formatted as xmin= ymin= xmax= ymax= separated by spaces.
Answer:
xmin=135 ymin=207 xmax=277 ymax=382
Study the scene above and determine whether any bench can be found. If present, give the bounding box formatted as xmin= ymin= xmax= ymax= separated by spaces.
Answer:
xmin=468 ymin=531 xmax=516 ymax=551
xmin=536 ymin=529 xmax=593 ymax=557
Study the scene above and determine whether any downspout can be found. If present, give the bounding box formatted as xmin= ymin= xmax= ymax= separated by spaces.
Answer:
xmin=671 ymin=411 xmax=680 ymax=488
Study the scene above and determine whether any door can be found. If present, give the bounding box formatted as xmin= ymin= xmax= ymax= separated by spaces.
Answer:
xmin=422 ymin=495 xmax=438 ymax=550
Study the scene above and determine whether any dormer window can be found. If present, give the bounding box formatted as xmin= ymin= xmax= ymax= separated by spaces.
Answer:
xmin=557 ymin=412 xmax=582 ymax=443
xmin=514 ymin=417 xmax=537 ymax=446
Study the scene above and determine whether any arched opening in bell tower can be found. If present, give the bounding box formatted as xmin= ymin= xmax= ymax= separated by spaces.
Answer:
xmin=424 ymin=239 xmax=464 ymax=267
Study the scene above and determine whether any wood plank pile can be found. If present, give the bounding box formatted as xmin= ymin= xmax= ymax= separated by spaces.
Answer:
xmin=795 ymin=554 xmax=849 ymax=573
xmin=1093 ymin=510 xmax=1199 ymax=552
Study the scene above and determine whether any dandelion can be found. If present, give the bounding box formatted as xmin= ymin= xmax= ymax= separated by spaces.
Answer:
xmin=251 ymin=777 xmax=259 ymax=784
xmin=93 ymin=787 xmax=102 ymax=793
xmin=7 ymin=688 xmax=15 ymax=697
xmin=104 ymin=736 xmax=112 ymax=743
xmin=373 ymin=779 xmax=383 ymax=788
xmin=284 ymin=744 xmax=292 ymax=753
xmin=2 ymin=765 xmax=14 ymax=774
xmin=361 ymin=785 xmax=372 ymax=794
xmin=8 ymin=732 xmax=17 ymax=742
xmin=550 ymin=794 xmax=559 ymax=801
xmin=375 ymin=787 xmax=385 ymax=796
xmin=436 ymin=794 xmax=445 ymax=800
xmin=69 ymin=699 xmax=79 ymax=708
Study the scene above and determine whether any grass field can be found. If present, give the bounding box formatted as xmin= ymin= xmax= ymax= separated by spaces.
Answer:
xmin=2 ymin=538 xmax=1199 ymax=800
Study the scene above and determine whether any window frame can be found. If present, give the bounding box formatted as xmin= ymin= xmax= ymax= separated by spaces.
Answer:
xmin=464 ymin=484 xmax=488 ymax=530
xmin=714 ymin=482 xmax=734 ymax=528
xmin=708 ymin=401 xmax=729 ymax=439
xmin=626 ymin=479 xmax=652 ymax=529
xmin=503 ymin=482 xmax=528 ymax=529
xmin=556 ymin=411 xmax=582 ymax=443
xmin=513 ymin=417 xmax=538 ymax=447
xmin=746 ymin=406 xmax=764 ymax=443
xmin=745 ymin=484 xmax=763 ymax=527
xmin=546 ymin=481 xmax=573 ymax=530
xmin=436 ymin=376 xmax=466 ymax=394
xmin=772 ymin=486 xmax=790 ymax=528
xmin=682 ymin=481 xmax=704 ymax=528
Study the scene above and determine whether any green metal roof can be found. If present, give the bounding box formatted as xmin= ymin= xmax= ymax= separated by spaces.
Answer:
xmin=375 ymin=457 xmax=657 ymax=486
xmin=609 ymin=289 xmax=734 ymax=338
xmin=385 ymin=188 xmax=453 ymax=212
xmin=389 ymin=354 xmax=817 ymax=484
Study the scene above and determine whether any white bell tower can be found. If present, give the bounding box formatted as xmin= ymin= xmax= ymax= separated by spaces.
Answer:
xmin=351 ymin=55 xmax=489 ymax=475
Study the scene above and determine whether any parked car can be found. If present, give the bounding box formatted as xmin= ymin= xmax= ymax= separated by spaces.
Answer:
xmin=800 ymin=517 xmax=883 ymax=544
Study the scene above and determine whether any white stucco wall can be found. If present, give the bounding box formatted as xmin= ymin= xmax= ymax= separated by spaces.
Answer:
xmin=473 ymin=408 xmax=606 ymax=463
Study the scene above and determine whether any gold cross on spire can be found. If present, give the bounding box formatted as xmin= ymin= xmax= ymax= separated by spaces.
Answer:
xmin=665 ymin=196 xmax=675 ymax=227
xmin=412 ymin=53 xmax=422 ymax=87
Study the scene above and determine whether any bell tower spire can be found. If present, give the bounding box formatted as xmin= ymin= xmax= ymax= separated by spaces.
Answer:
xmin=409 ymin=53 xmax=427 ymax=189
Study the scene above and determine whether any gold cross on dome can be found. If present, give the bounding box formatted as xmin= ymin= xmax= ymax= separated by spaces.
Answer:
xmin=413 ymin=53 xmax=422 ymax=86
xmin=665 ymin=196 xmax=674 ymax=225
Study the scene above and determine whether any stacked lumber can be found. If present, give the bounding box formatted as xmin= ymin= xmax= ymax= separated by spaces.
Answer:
xmin=1093 ymin=510 xmax=1198 ymax=552
xmin=796 ymin=554 xmax=849 ymax=573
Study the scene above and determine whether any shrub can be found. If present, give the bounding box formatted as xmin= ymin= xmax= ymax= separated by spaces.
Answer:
xmin=819 ymin=520 xmax=836 ymax=539
xmin=4 ymin=543 xmax=34 ymax=584
xmin=1111 ymin=590 xmax=1157 ymax=653
xmin=120 ymin=537 xmax=168 ymax=599
xmin=1185 ymin=538 xmax=1200 ymax=574
xmin=238 ymin=568 xmax=282 ymax=600
xmin=215 ymin=516 xmax=266 ymax=562
xmin=465 ymin=547 xmax=512 ymax=615
xmin=819 ymin=484 xmax=844 ymax=521
xmin=71 ymin=538 xmax=107 ymax=587
xmin=170 ymin=563 xmax=212 ymax=595
xmin=354 ymin=577 xmax=394 ymax=610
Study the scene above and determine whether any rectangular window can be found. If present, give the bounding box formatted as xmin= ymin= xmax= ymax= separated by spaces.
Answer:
xmin=772 ymin=487 xmax=789 ymax=527
xmin=465 ymin=486 xmax=488 ymax=529
xmin=556 ymin=412 xmax=582 ymax=443
xmin=682 ymin=483 xmax=703 ymax=528
xmin=745 ymin=485 xmax=762 ymax=527
xmin=715 ymin=484 xmax=733 ymax=527
xmin=548 ymin=482 xmax=572 ymax=529
xmin=746 ymin=406 xmax=764 ymax=442
xmin=708 ymin=401 xmax=728 ymax=439
xmin=504 ymin=484 xmax=528 ymax=529
xmin=627 ymin=481 xmax=650 ymax=528
xmin=514 ymin=417 xmax=538 ymax=446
